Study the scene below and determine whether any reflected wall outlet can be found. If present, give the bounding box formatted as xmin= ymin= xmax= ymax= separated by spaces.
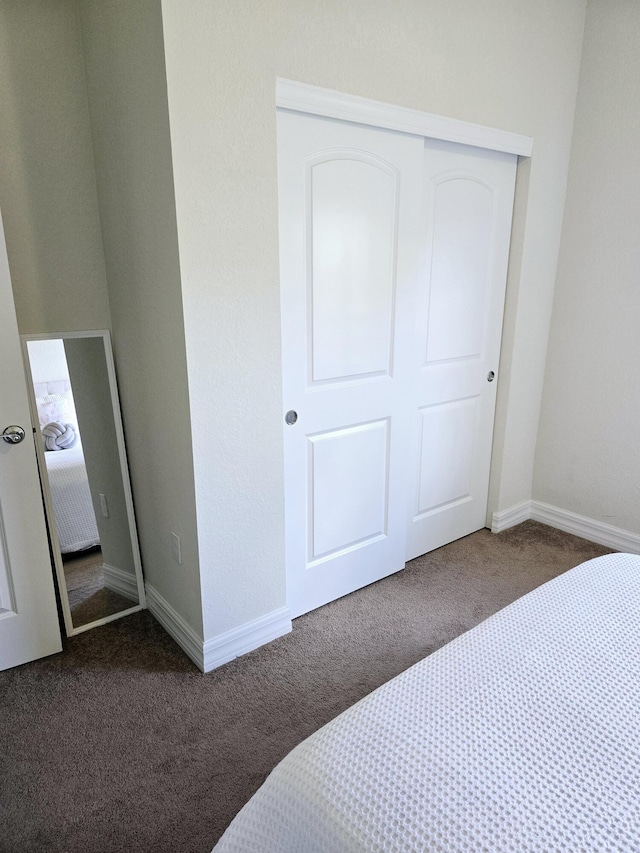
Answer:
xmin=99 ymin=493 xmax=109 ymax=518
xmin=171 ymin=531 xmax=182 ymax=565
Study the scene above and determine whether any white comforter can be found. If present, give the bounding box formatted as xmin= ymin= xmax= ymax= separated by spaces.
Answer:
xmin=45 ymin=442 xmax=100 ymax=553
xmin=214 ymin=552 xmax=640 ymax=852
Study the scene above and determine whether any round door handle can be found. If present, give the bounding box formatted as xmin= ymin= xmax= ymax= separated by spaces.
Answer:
xmin=2 ymin=425 xmax=26 ymax=445
xmin=285 ymin=410 xmax=298 ymax=425
xmin=487 ymin=371 xmax=496 ymax=382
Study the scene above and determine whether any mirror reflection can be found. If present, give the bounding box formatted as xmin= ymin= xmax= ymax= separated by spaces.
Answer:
xmin=24 ymin=333 xmax=143 ymax=633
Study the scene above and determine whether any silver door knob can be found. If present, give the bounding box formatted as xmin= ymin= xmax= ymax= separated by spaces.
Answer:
xmin=487 ymin=371 xmax=495 ymax=382
xmin=2 ymin=425 xmax=26 ymax=444
xmin=285 ymin=410 xmax=298 ymax=425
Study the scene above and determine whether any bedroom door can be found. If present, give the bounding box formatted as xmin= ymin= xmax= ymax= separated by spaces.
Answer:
xmin=0 ymin=210 xmax=62 ymax=670
xmin=277 ymin=110 xmax=424 ymax=619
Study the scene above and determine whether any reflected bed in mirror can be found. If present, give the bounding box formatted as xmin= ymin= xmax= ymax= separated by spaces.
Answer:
xmin=21 ymin=331 xmax=145 ymax=635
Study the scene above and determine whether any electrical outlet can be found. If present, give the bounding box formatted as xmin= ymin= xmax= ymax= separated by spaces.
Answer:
xmin=99 ymin=493 xmax=109 ymax=518
xmin=171 ymin=531 xmax=182 ymax=565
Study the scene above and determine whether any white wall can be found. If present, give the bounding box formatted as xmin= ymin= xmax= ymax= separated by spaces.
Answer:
xmin=25 ymin=339 xmax=69 ymax=386
xmin=0 ymin=0 xmax=111 ymax=333
xmin=160 ymin=0 xmax=587 ymax=643
xmin=0 ymin=1 xmax=202 ymax=643
xmin=534 ymin=0 xmax=640 ymax=533
xmin=78 ymin=0 xmax=203 ymax=635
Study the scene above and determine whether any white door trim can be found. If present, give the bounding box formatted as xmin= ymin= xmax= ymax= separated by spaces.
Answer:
xmin=276 ymin=79 xmax=533 ymax=158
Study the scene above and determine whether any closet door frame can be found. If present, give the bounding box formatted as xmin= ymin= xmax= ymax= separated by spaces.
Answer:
xmin=276 ymin=79 xmax=532 ymax=158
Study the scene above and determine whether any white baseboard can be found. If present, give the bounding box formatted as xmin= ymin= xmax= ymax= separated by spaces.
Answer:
xmin=145 ymin=582 xmax=292 ymax=673
xmin=102 ymin=563 xmax=139 ymax=602
xmin=145 ymin=583 xmax=205 ymax=670
xmin=491 ymin=500 xmax=532 ymax=533
xmin=491 ymin=499 xmax=640 ymax=554
xmin=202 ymin=606 xmax=292 ymax=673
xmin=530 ymin=501 xmax=640 ymax=554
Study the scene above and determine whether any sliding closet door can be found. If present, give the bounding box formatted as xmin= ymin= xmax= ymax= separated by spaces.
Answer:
xmin=277 ymin=110 xmax=424 ymax=619
xmin=405 ymin=139 xmax=517 ymax=561
xmin=278 ymin=110 xmax=518 ymax=617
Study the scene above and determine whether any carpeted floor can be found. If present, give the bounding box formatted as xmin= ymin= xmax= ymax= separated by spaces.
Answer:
xmin=1 ymin=521 xmax=611 ymax=853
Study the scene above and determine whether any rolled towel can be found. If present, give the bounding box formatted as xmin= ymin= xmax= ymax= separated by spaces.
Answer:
xmin=42 ymin=421 xmax=78 ymax=451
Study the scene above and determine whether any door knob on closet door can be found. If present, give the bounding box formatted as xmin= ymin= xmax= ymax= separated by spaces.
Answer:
xmin=285 ymin=410 xmax=298 ymax=425
xmin=2 ymin=425 xmax=26 ymax=444
xmin=487 ymin=371 xmax=495 ymax=382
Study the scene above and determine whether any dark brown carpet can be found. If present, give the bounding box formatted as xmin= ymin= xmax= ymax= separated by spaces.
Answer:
xmin=0 ymin=522 xmax=611 ymax=853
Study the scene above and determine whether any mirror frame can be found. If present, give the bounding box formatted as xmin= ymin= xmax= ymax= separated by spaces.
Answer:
xmin=20 ymin=330 xmax=145 ymax=636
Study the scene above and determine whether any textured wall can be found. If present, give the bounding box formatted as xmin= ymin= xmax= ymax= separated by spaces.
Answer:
xmin=79 ymin=0 xmax=202 ymax=635
xmin=0 ymin=0 xmax=111 ymax=333
xmin=534 ymin=0 xmax=640 ymax=532
xmin=160 ymin=0 xmax=587 ymax=640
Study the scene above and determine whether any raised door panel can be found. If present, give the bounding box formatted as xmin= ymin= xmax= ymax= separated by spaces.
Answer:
xmin=309 ymin=419 xmax=389 ymax=562
xmin=0 ymin=507 xmax=16 ymax=615
xmin=310 ymin=156 xmax=397 ymax=384
xmin=426 ymin=178 xmax=494 ymax=364
xmin=416 ymin=398 xmax=478 ymax=516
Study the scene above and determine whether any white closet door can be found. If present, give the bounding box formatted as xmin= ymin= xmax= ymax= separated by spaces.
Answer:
xmin=0 ymin=210 xmax=62 ymax=670
xmin=277 ymin=110 xmax=424 ymax=619
xmin=406 ymin=138 xmax=517 ymax=561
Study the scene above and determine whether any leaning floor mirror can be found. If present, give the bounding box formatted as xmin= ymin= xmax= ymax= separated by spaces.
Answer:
xmin=21 ymin=331 xmax=145 ymax=636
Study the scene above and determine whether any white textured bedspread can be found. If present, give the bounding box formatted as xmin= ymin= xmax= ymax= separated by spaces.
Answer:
xmin=214 ymin=553 xmax=640 ymax=852
xmin=46 ymin=443 xmax=100 ymax=553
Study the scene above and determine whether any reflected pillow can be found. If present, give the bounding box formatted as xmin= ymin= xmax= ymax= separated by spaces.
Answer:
xmin=42 ymin=421 xmax=78 ymax=451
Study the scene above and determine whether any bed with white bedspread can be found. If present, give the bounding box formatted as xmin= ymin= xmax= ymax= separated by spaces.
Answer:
xmin=33 ymin=379 xmax=100 ymax=554
xmin=45 ymin=442 xmax=100 ymax=553
xmin=214 ymin=552 xmax=640 ymax=852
